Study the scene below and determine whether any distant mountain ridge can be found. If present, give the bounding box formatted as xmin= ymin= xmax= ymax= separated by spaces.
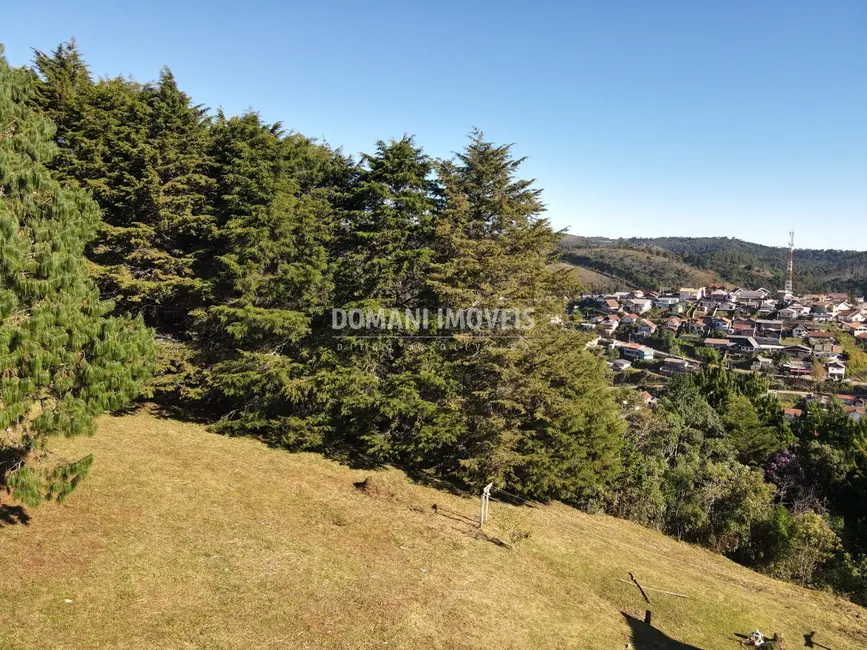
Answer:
xmin=558 ymin=235 xmax=867 ymax=295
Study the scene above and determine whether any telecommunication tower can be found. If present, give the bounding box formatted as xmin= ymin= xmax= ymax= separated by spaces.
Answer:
xmin=784 ymin=231 xmax=794 ymax=294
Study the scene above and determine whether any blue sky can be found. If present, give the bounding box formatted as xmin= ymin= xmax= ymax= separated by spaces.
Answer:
xmin=3 ymin=1 xmax=866 ymax=250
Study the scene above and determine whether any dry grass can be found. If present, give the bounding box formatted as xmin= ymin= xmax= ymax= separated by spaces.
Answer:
xmin=1 ymin=410 xmax=865 ymax=649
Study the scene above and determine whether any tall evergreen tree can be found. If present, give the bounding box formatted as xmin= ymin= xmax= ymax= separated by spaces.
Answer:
xmin=32 ymin=50 xmax=213 ymax=334
xmin=31 ymin=40 xmax=91 ymax=175
xmin=0 ymin=49 xmax=154 ymax=506
xmin=199 ymin=113 xmax=346 ymax=446
xmin=330 ymin=138 xmax=462 ymax=462
xmin=334 ymin=136 xmax=436 ymax=306
xmin=424 ymin=131 xmax=623 ymax=498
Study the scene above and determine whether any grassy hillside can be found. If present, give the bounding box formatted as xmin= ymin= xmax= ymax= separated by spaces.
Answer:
xmin=1 ymin=410 xmax=865 ymax=649
xmin=559 ymin=247 xmax=718 ymax=291
xmin=550 ymin=262 xmax=623 ymax=292
xmin=560 ymin=234 xmax=867 ymax=295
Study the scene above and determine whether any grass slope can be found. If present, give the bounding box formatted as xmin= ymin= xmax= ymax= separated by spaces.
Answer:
xmin=2 ymin=410 xmax=865 ymax=649
xmin=550 ymin=262 xmax=622 ymax=292
xmin=560 ymin=248 xmax=718 ymax=291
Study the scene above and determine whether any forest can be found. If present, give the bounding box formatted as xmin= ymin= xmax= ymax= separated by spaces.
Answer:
xmin=0 ymin=41 xmax=865 ymax=606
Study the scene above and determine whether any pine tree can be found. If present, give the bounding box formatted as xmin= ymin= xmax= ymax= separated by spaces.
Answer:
xmin=199 ymin=113 xmax=346 ymax=446
xmin=31 ymin=40 xmax=91 ymax=175
xmin=0 ymin=49 xmax=154 ymax=506
xmin=32 ymin=50 xmax=213 ymax=334
xmin=425 ymin=131 xmax=622 ymax=498
xmin=329 ymin=138 xmax=462 ymax=461
xmin=334 ymin=136 xmax=436 ymax=306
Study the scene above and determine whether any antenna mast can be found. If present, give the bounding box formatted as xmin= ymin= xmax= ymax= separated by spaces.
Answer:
xmin=784 ymin=231 xmax=794 ymax=294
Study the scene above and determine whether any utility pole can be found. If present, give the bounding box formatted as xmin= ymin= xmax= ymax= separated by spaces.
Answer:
xmin=785 ymin=231 xmax=795 ymax=295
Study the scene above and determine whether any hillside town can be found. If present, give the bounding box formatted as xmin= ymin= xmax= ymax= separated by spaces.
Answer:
xmin=575 ymin=284 xmax=867 ymax=419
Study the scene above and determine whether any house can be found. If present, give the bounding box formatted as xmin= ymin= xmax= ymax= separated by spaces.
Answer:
xmin=729 ymin=336 xmax=761 ymax=354
xmin=811 ymin=304 xmax=834 ymax=322
xmin=844 ymin=406 xmax=864 ymax=421
xmin=599 ymin=317 xmax=619 ymax=336
xmin=777 ymin=307 xmax=801 ymax=320
xmin=709 ymin=288 xmax=730 ymax=302
xmin=756 ymin=319 xmax=783 ymax=337
xmin=654 ymin=296 xmax=680 ymax=309
xmin=758 ymin=300 xmax=778 ymax=315
xmin=639 ymin=391 xmax=656 ymax=407
xmin=782 ymin=344 xmax=812 ymax=359
xmin=664 ymin=317 xmax=681 ymax=332
xmin=813 ymin=343 xmax=843 ymax=361
xmin=704 ymin=337 xmax=731 ymax=350
xmin=667 ymin=302 xmax=686 ymax=315
xmin=841 ymin=310 xmax=867 ymax=324
xmin=731 ymin=321 xmax=757 ymax=337
xmin=636 ymin=319 xmax=657 ymax=337
xmin=711 ymin=317 xmax=731 ymax=332
xmin=682 ymin=319 xmax=707 ymax=337
xmin=714 ymin=301 xmax=738 ymax=313
xmin=751 ymin=356 xmax=773 ymax=371
xmin=600 ymin=298 xmax=621 ymax=314
xmin=738 ymin=289 xmax=770 ymax=303
xmin=825 ymin=361 xmax=846 ymax=380
xmin=621 ymin=343 xmax=655 ymax=361
xmin=828 ymin=293 xmax=850 ymax=303
xmin=802 ymin=294 xmax=827 ymax=305
xmin=806 ymin=331 xmax=836 ymax=343
xmin=661 ymin=357 xmax=698 ymax=375
xmin=625 ymin=298 xmax=653 ymax=314
xmin=783 ymin=360 xmax=813 ymax=376
xmin=608 ymin=359 xmax=632 ymax=371
xmin=783 ymin=408 xmax=803 ymax=422
xmin=620 ymin=313 xmax=639 ymax=326
xmin=757 ymin=341 xmax=784 ymax=353
xmin=679 ymin=287 xmax=704 ymax=301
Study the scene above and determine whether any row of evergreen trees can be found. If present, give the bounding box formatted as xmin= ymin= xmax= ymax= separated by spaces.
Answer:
xmin=8 ymin=41 xmax=623 ymax=502
xmin=3 ymin=42 xmax=865 ymax=604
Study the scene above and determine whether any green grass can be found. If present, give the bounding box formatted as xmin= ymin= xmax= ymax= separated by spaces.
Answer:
xmin=1 ymin=409 xmax=865 ymax=649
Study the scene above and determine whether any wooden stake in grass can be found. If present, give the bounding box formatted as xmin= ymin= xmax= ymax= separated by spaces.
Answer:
xmin=479 ymin=483 xmax=493 ymax=528
xmin=627 ymin=573 xmax=653 ymax=626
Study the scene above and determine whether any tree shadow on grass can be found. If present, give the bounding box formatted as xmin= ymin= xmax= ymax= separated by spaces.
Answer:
xmin=325 ymin=446 xmax=387 ymax=471
xmin=804 ymin=631 xmax=833 ymax=649
xmin=146 ymin=401 xmax=220 ymax=425
xmin=623 ymin=613 xmax=703 ymax=650
xmin=0 ymin=504 xmax=30 ymax=528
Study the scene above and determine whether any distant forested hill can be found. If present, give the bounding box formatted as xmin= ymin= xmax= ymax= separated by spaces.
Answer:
xmin=559 ymin=234 xmax=867 ymax=296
